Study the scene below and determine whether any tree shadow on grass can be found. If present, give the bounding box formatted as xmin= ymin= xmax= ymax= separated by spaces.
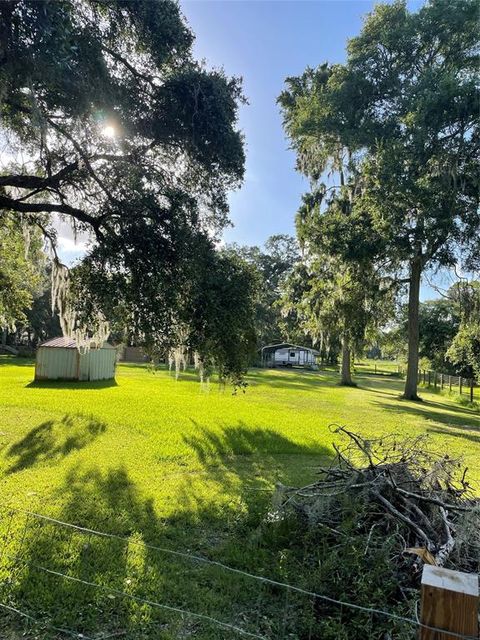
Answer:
xmin=5 ymin=414 xmax=107 ymax=474
xmin=247 ymin=368 xmax=329 ymax=392
xmin=362 ymin=379 xmax=480 ymax=416
xmin=185 ymin=419 xmax=328 ymax=461
xmin=371 ymin=397 xmax=480 ymax=431
xmin=0 ymin=356 xmax=35 ymax=367
xmin=159 ymin=367 xmax=329 ymax=394
xmin=427 ymin=425 xmax=480 ymax=444
xmin=177 ymin=420 xmax=332 ymax=527
xmin=0 ymin=451 xmax=331 ymax=640
xmin=26 ymin=379 xmax=118 ymax=390
xmin=356 ymin=375 xmax=405 ymax=393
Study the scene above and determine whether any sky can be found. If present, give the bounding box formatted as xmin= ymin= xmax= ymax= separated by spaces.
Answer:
xmin=58 ymin=0 xmax=454 ymax=300
xmin=182 ymin=0 xmax=379 ymax=248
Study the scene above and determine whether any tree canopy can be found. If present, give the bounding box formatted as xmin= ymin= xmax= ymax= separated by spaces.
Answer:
xmin=0 ymin=0 xmax=255 ymax=381
xmin=281 ymin=189 xmax=395 ymax=384
xmin=226 ymin=235 xmax=300 ymax=348
xmin=447 ymin=281 xmax=480 ymax=379
xmin=279 ymin=0 xmax=479 ymax=397
xmin=0 ymin=214 xmax=44 ymax=332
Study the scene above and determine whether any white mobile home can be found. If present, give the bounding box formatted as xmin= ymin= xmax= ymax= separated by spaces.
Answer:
xmin=261 ymin=343 xmax=319 ymax=368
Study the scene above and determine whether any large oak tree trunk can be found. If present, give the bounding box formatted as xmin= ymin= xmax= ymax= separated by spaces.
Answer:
xmin=340 ymin=334 xmax=353 ymax=386
xmin=403 ymin=257 xmax=422 ymax=400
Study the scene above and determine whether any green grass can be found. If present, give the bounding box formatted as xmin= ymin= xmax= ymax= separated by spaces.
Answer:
xmin=353 ymin=358 xmax=401 ymax=376
xmin=0 ymin=357 xmax=479 ymax=638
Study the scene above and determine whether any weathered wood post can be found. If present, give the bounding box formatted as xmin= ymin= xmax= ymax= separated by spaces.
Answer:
xmin=419 ymin=565 xmax=478 ymax=640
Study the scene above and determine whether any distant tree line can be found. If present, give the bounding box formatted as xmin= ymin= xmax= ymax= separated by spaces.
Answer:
xmin=381 ymin=281 xmax=480 ymax=380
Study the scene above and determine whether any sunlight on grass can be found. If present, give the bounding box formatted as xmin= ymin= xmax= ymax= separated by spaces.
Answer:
xmin=1 ymin=357 xmax=478 ymax=514
xmin=0 ymin=357 xmax=478 ymax=638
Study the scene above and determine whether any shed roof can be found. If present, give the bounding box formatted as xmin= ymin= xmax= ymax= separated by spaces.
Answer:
xmin=261 ymin=343 xmax=320 ymax=355
xmin=39 ymin=337 xmax=115 ymax=350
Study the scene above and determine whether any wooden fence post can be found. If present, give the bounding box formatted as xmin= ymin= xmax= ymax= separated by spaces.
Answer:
xmin=420 ymin=565 xmax=478 ymax=640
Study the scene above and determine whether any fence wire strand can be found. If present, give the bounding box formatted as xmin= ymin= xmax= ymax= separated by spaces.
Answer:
xmin=0 ymin=505 xmax=477 ymax=640
xmin=0 ymin=601 xmax=94 ymax=639
xmin=4 ymin=556 xmax=266 ymax=639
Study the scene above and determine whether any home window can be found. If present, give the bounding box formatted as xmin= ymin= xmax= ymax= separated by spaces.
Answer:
xmin=290 ymin=352 xmax=296 ymax=357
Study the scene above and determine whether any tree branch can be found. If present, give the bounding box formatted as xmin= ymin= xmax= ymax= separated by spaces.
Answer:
xmin=0 ymin=161 xmax=79 ymax=190
xmin=101 ymin=45 xmax=157 ymax=88
xmin=46 ymin=118 xmax=116 ymax=203
xmin=0 ymin=194 xmax=102 ymax=237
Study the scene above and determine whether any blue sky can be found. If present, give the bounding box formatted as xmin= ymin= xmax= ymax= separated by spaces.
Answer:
xmin=59 ymin=0 xmax=453 ymax=299
xmin=180 ymin=0 xmax=456 ymax=300
xmin=183 ymin=0 xmax=380 ymax=248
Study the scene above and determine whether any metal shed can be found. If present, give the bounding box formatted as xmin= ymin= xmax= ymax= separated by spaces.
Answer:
xmin=261 ymin=343 xmax=320 ymax=368
xmin=35 ymin=337 xmax=117 ymax=381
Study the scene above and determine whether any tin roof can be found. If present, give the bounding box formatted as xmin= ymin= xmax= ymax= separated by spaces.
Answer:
xmin=39 ymin=337 xmax=115 ymax=350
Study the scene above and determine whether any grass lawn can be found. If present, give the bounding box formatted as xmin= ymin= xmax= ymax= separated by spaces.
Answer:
xmin=353 ymin=358 xmax=401 ymax=375
xmin=0 ymin=357 xmax=479 ymax=639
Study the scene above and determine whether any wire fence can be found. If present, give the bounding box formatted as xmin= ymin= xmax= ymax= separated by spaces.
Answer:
xmin=353 ymin=361 xmax=401 ymax=377
xmin=0 ymin=505 xmax=477 ymax=640
xmin=414 ymin=368 xmax=479 ymax=403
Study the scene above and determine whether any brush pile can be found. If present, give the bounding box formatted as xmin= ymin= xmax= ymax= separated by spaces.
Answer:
xmin=272 ymin=426 xmax=480 ymax=573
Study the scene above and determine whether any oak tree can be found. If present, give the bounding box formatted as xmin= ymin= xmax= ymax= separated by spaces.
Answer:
xmin=0 ymin=0 xmax=254 ymax=381
xmin=279 ymin=0 xmax=479 ymax=398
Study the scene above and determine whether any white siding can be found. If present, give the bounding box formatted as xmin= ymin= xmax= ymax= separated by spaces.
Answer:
xmin=272 ymin=348 xmax=316 ymax=366
xmin=35 ymin=344 xmax=116 ymax=381
xmin=88 ymin=348 xmax=116 ymax=380
xmin=35 ymin=347 xmax=79 ymax=380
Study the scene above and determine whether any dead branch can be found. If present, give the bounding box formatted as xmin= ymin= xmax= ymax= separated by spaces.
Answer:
xmin=270 ymin=426 xmax=480 ymax=577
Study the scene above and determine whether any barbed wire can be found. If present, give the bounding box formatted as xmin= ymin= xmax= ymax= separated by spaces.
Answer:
xmin=2 ymin=555 xmax=266 ymax=640
xmin=0 ymin=505 xmax=477 ymax=640
xmin=0 ymin=601 xmax=94 ymax=639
